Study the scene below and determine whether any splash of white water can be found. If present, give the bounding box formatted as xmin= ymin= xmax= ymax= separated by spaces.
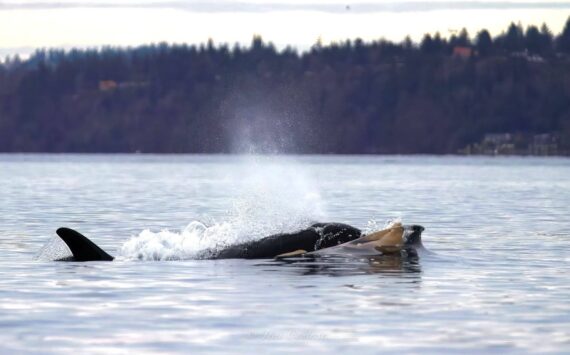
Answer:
xmin=118 ymin=156 xmax=328 ymax=261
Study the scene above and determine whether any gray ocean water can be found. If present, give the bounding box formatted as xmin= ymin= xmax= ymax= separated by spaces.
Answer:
xmin=0 ymin=154 xmax=569 ymax=354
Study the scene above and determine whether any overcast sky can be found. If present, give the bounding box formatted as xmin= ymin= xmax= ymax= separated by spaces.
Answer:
xmin=1 ymin=1 xmax=569 ymax=57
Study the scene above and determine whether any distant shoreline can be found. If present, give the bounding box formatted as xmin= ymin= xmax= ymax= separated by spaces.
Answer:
xmin=2 ymin=20 xmax=570 ymax=155
xmin=0 ymin=152 xmax=568 ymax=158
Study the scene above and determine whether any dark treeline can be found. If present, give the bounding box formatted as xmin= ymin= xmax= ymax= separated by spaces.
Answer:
xmin=1 ymin=19 xmax=570 ymax=154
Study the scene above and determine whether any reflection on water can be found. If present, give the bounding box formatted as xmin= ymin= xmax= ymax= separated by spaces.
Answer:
xmin=270 ymin=254 xmax=422 ymax=276
xmin=1 ymin=154 xmax=570 ymax=353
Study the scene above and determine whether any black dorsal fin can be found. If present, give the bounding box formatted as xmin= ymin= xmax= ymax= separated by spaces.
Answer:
xmin=56 ymin=227 xmax=114 ymax=261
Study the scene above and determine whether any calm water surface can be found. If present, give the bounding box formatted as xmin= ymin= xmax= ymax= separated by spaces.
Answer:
xmin=1 ymin=154 xmax=569 ymax=354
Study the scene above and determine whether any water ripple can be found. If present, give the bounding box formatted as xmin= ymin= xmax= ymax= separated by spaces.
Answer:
xmin=1 ymin=154 xmax=569 ymax=353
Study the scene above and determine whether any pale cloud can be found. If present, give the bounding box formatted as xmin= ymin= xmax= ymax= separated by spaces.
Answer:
xmin=1 ymin=1 xmax=570 ymax=13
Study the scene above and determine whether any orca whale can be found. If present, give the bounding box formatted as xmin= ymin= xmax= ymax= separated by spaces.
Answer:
xmin=52 ymin=222 xmax=425 ymax=261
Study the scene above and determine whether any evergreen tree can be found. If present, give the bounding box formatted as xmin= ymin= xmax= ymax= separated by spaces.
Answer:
xmin=504 ymin=22 xmax=525 ymax=52
xmin=525 ymin=26 xmax=542 ymax=54
xmin=433 ymin=32 xmax=445 ymax=53
xmin=402 ymin=36 xmax=414 ymax=51
xmin=457 ymin=28 xmax=471 ymax=46
xmin=476 ymin=29 xmax=493 ymax=56
xmin=540 ymin=23 xmax=554 ymax=54
xmin=556 ymin=17 xmax=570 ymax=53
xmin=420 ymin=34 xmax=434 ymax=54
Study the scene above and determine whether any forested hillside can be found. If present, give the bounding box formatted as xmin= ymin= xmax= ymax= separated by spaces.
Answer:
xmin=1 ymin=20 xmax=570 ymax=154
